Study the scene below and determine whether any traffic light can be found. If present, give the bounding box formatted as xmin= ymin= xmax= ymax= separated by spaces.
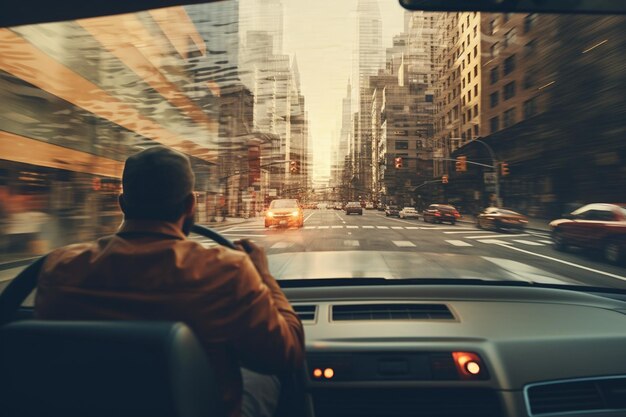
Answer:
xmin=289 ymin=160 xmax=299 ymax=174
xmin=455 ymin=156 xmax=467 ymax=172
xmin=442 ymin=175 xmax=449 ymax=184
xmin=500 ymin=162 xmax=510 ymax=176
xmin=394 ymin=157 xmax=403 ymax=169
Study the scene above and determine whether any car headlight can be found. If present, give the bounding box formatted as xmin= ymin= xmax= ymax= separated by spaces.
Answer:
xmin=291 ymin=211 xmax=299 ymax=216
xmin=266 ymin=211 xmax=274 ymax=218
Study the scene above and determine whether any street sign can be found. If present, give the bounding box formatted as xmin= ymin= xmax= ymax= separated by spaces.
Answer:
xmin=483 ymin=172 xmax=496 ymax=185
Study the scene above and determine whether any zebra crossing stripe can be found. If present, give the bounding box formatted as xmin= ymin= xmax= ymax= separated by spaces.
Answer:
xmin=513 ymin=240 xmax=544 ymax=246
xmin=539 ymin=240 xmax=552 ymax=244
xmin=445 ymin=240 xmax=473 ymax=247
xmin=392 ymin=240 xmax=416 ymax=247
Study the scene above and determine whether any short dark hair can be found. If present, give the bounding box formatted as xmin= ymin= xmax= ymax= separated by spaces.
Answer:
xmin=119 ymin=194 xmax=192 ymax=223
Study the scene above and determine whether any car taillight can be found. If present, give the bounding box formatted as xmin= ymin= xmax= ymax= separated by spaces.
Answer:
xmin=435 ymin=211 xmax=441 ymax=216
xmin=454 ymin=211 xmax=460 ymax=218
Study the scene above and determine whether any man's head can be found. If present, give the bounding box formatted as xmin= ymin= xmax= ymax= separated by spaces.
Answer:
xmin=120 ymin=146 xmax=196 ymax=234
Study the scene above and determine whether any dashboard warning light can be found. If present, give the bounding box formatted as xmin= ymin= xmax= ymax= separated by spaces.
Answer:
xmin=466 ymin=361 xmax=481 ymax=375
xmin=323 ymin=368 xmax=335 ymax=379
xmin=452 ymin=352 xmax=484 ymax=379
xmin=312 ymin=368 xmax=323 ymax=378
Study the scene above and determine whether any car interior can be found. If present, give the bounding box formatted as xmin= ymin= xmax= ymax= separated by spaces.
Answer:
xmin=1 ymin=1 xmax=626 ymax=417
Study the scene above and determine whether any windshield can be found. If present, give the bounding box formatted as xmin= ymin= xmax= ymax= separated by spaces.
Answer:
xmin=270 ymin=200 xmax=299 ymax=209
xmin=1 ymin=1 xmax=625 ymax=293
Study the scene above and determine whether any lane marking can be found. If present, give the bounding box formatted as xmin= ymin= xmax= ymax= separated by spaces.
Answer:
xmin=343 ymin=240 xmax=360 ymax=247
xmin=318 ymin=226 xmax=329 ymax=229
xmin=467 ymin=233 xmax=530 ymax=239
xmin=443 ymin=231 xmax=491 ymax=234
xmin=496 ymin=243 xmax=626 ymax=282
xmin=335 ymin=212 xmax=346 ymax=224
xmin=304 ymin=226 xmax=316 ymax=229
xmin=539 ymin=240 xmax=553 ymax=244
xmin=514 ymin=239 xmax=544 ymax=246
xmin=375 ymin=214 xmax=422 ymax=226
xmin=271 ymin=242 xmax=293 ymax=249
xmin=405 ymin=227 xmax=419 ymax=230
xmin=221 ymin=233 xmax=268 ymax=238
xmin=362 ymin=225 xmax=374 ymax=229
xmin=332 ymin=225 xmax=344 ymax=229
xmin=393 ymin=240 xmax=416 ymax=247
xmin=391 ymin=226 xmax=403 ymax=229
xmin=347 ymin=226 xmax=358 ymax=229
xmin=445 ymin=240 xmax=473 ymax=247
xmin=304 ymin=212 xmax=315 ymax=222
xmin=376 ymin=226 xmax=389 ymax=229
xmin=477 ymin=239 xmax=510 ymax=245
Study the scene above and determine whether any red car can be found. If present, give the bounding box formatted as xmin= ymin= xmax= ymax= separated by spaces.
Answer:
xmin=423 ymin=204 xmax=461 ymax=224
xmin=550 ymin=203 xmax=626 ymax=264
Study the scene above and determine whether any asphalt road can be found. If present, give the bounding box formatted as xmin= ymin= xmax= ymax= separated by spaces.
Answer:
xmin=2 ymin=209 xmax=626 ymax=296
xmin=195 ymin=209 xmax=626 ymax=290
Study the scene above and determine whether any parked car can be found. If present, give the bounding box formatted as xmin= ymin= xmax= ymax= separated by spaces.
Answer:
xmin=365 ymin=202 xmax=375 ymax=210
xmin=345 ymin=202 xmax=363 ymax=215
xmin=550 ymin=203 xmax=626 ymax=264
xmin=423 ymin=204 xmax=461 ymax=224
xmin=264 ymin=199 xmax=304 ymax=228
xmin=476 ymin=207 xmax=527 ymax=231
xmin=385 ymin=205 xmax=400 ymax=217
xmin=399 ymin=207 xmax=419 ymax=219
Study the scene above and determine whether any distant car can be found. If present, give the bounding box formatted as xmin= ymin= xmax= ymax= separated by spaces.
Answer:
xmin=476 ymin=207 xmax=527 ymax=231
xmin=550 ymin=203 xmax=626 ymax=264
xmin=423 ymin=204 xmax=461 ymax=224
xmin=334 ymin=203 xmax=343 ymax=210
xmin=265 ymin=199 xmax=304 ymax=228
xmin=345 ymin=202 xmax=363 ymax=215
xmin=365 ymin=202 xmax=375 ymax=210
xmin=385 ymin=206 xmax=399 ymax=217
xmin=399 ymin=207 xmax=419 ymax=219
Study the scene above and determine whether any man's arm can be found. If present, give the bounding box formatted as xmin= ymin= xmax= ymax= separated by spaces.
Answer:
xmin=228 ymin=240 xmax=305 ymax=374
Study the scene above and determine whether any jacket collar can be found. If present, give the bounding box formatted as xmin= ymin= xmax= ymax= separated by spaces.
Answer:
xmin=117 ymin=219 xmax=186 ymax=240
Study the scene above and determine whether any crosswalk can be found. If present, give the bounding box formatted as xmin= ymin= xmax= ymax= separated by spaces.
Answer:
xmin=193 ymin=223 xmax=553 ymax=250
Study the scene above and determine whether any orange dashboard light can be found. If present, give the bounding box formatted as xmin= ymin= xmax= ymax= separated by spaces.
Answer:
xmin=312 ymin=368 xmax=323 ymax=379
xmin=452 ymin=351 xmax=483 ymax=378
xmin=323 ymin=368 xmax=334 ymax=379
xmin=466 ymin=361 xmax=481 ymax=375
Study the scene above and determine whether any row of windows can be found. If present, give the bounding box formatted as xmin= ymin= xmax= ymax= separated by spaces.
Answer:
xmin=489 ymin=13 xmax=537 ymax=36
xmin=489 ymin=96 xmax=539 ymax=133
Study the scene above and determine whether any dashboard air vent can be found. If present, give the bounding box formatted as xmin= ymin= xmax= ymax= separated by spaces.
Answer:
xmin=293 ymin=304 xmax=317 ymax=321
xmin=332 ymin=303 xmax=453 ymax=321
xmin=527 ymin=376 xmax=626 ymax=416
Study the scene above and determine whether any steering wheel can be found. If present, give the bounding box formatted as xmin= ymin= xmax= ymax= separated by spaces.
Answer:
xmin=0 ymin=225 xmax=236 ymax=324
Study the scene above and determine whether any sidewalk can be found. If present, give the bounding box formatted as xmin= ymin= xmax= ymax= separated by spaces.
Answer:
xmin=458 ymin=214 xmax=551 ymax=232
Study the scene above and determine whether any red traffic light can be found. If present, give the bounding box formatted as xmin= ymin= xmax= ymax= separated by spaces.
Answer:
xmin=394 ymin=157 xmax=403 ymax=169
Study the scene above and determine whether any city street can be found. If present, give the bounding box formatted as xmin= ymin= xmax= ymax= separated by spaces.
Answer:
xmin=3 ymin=209 xmax=626 ymax=295
xmin=195 ymin=209 xmax=626 ymax=290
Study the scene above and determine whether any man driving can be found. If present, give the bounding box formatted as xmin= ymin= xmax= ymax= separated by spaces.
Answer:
xmin=34 ymin=146 xmax=305 ymax=417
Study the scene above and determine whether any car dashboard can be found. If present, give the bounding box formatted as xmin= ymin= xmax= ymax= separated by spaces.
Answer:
xmin=282 ymin=284 xmax=626 ymax=417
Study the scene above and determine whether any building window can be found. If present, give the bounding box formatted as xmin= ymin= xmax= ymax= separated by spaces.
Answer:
xmin=490 ymin=92 xmax=499 ymax=108
xmin=503 ymin=108 xmax=516 ymax=128
xmin=473 ymin=25 xmax=477 ymax=38
xmin=489 ymin=18 xmax=499 ymax=35
xmin=473 ymin=104 xmax=479 ymax=118
xmin=395 ymin=141 xmax=409 ymax=150
xmin=474 ymin=124 xmax=479 ymax=136
xmin=490 ymin=67 xmax=499 ymax=84
xmin=467 ymin=128 xmax=472 ymax=139
xmin=523 ymin=71 xmax=536 ymax=89
xmin=474 ymin=65 xmax=478 ymax=77
xmin=503 ymin=54 xmax=516 ymax=75
xmin=468 ymin=72 xmax=472 ymax=82
xmin=523 ymin=97 xmax=538 ymax=118
xmin=524 ymin=39 xmax=537 ymax=57
xmin=504 ymin=81 xmax=516 ymax=99
xmin=473 ymin=45 xmax=478 ymax=57
xmin=425 ymin=94 xmax=434 ymax=102
xmin=524 ymin=13 xmax=537 ymax=33
xmin=490 ymin=42 xmax=500 ymax=58
xmin=504 ymin=29 xmax=516 ymax=48
xmin=474 ymin=84 xmax=478 ymax=96
xmin=468 ymin=90 xmax=472 ymax=101
xmin=490 ymin=116 xmax=500 ymax=133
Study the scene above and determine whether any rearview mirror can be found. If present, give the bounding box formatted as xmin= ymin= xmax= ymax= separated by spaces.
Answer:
xmin=399 ymin=0 xmax=626 ymax=14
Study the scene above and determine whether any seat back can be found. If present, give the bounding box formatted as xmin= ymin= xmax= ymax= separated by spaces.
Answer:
xmin=0 ymin=320 xmax=224 ymax=417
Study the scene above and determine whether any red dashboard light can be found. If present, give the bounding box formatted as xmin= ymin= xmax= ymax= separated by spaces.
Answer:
xmin=452 ymin=351 xmax=484 ymax=379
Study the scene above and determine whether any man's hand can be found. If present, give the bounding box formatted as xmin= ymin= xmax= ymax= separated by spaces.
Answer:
xmin=235 ymin=239 xmax=272 ymax=279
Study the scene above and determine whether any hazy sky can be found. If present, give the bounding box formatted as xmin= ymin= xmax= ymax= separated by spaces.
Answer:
xmin=279 ymin=0 xmax=406 ymax=179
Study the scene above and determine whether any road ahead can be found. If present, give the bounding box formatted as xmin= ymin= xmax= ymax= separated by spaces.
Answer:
xmin=195 ymin=209 xmax=626 ymax=290
xmin=2 ymin=209 xmax=626 ymax=294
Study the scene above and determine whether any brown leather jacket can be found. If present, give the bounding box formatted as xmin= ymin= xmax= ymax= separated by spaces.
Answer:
xmin=35 ymin=220 xmax=305 ymax=417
